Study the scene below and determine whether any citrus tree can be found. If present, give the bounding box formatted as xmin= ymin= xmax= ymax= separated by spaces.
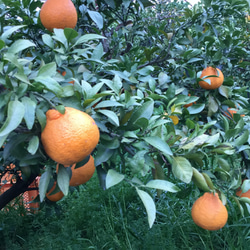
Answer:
xmin=0 ymin=0 xmax=250 ymax=229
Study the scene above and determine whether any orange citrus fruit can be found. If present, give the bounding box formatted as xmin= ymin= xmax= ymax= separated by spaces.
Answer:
xmin=59 ymin=70 xmax=74 ymax=84
xmin=236 ymin=179 xmax=250 ymax=198
xmin=236 ymin=188 xmax=250 ymax=198
xmin=41 ymin=107 xmax=100 ymax=165
xmin=69 ymin=155 xmax=95 ymax=186
xmin=191 ymin=192 xmax=228 ymax=231
xmin=199 ymin=67 xmax=224 ymax=90
xmin=46 ymin=182 xmax=64 ymax=202
xmin=40 ymin=0 xmax=78 ymax=32
xmin=225 ymin=108 xmax=245 ymax=118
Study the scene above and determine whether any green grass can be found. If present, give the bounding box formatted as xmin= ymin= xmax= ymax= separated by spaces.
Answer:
xmin=1 ymin=173 xmax=250 ymax=250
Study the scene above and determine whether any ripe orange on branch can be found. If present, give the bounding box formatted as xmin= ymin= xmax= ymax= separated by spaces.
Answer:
xmin=41 ymin=107 xmax=100 ymax=165
xmin=199 ymin=66 xmax=224 ymax=90
xmin=191 ymin=192 xmax=228 ymax=231
xmin=69 ymin=155 xmax=95 ymax=186
xmin=40 ymin=0 xmax=78 ymax=32
xmin=46 ymin=182 xmax=64 ymax=202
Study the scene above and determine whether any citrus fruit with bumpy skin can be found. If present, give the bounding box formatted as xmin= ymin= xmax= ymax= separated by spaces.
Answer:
xmin=199 ymin=67 xmax=224 ymax=90
xmin=69 ymin=155 xmax=95 ymax=186
xmin=41 ymin=107 xmax=100 ymax=165
xmin=191 ymin=192 xmax=228 ymax=231
xmin=40 ymin=0 xmax=77 ymax=32
xmin=46 ymin=182 xmax=64 ymax=202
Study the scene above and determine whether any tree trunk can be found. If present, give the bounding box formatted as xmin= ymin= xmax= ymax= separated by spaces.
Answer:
xmin=0 ymin=173 xmax=38 ymax=210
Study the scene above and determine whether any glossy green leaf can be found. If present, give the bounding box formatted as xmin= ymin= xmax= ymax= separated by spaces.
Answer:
xmin=57 ymin=165 xmax=71 ymax=196
xmin=74 ymin=34 xmax=106 ymax=46
xmin=128 ymin=100 xmax=154 ymax=129
xmin=39 ymin=166 xmax=52 ymax=202
xmin=22 ymin=97 xmax=36 ymax=130
xmin=27 ymin=136 xmax=39 ymax=155
xmin=144 ymin=136 xmax=173 ymax=156
xmin=87 ymin=10 xmax=104 ymax=29
xmin=234 ymin=130 xmax=249 ymax=147
xmin=35 ymin=76 xmax=63 ymax=96
xmin=172 ymin=156 xmax=193 ymax=183
xmin=106 ymin=169 xmax=125 ymax=189
xmin=42 ymin=34 xmax=54 ymax=48
xmin=97 ymin=109 xmax=120 ymax=126
xmin=187 ymin=104 xmax=205 ymax=114
xmin=0 ymin=100 xmax=25 ymax=137
xmin=146 ymin=179 xmax=180 ymax=192
xmin=136 ymin=188 xmax=156 ymax=228
xmin=1 ymin=25 xmax=26 ymax=42
xmin=8 ymin=39 xmax=36 ymax=54
xmin=37 ymin=62 xmax=57 ymax=77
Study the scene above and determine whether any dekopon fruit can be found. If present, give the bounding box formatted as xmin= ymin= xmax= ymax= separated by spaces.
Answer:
xmin=41 ymin=107 xmax=100 ymax=165
xmin=40 ymin=0 xmax=78 ymax=32
xmin=199 ymin=66 xmax=224 ymax=90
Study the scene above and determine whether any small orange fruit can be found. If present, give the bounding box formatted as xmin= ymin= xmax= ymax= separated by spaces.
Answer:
xmin=225 ymin=108 xmax=245 ymax=118
xmin=60 ymin=70 xmax=74 ymax=84
xmin=199 ymin=67 xmax=224 ymax=90
xmin=69 ymin=155 xmax=95 ymax=186
xmin=236 ymin=179 xmax=250 ymax=198
xmin=40 ymin=0 xmax=78 ymax=32
xmin=191 ymin=192 xmax=228 ymax=231
xmin=41 ymin=107 xmax=100 ymax=165
xmin=236 ymin=189 xmax=250 ymax=198
xmin=46 ymin=182 xmax=64 ymax=202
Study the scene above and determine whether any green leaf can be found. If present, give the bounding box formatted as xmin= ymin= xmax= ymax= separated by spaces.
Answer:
xmin=0 ymin=100 xmax=25 ymax=137
xmin=57 ymin=165 xmax=70 ymax=196
xmin=136 ymin=188 xmax=156 ymax=228
xmin=181 ymin=134 xmax=209 ymax=150
xmin=192 ymin=168 xmax=211 ymax=192
xmin=172 ymin=156 xmax=193 ymax=183
xmin=128 ymin=100 xmax=154 ymax=129
xmin=73 ymin=34 xmax=106 ymax=46
xmin=8 ymin=39 xmax=36 ymax=54
xmin=27 ymin=136 xmax=39 ymax=155
xmin=37 ymin=62 xmax=57 ymax=77
xmin=94 ymin=144 xmax=115 ymax=166
xmin=36 ymin=108 xmax=47 ymax=131
xmin=97 ymin=109 xmax=120 ymax=126
xmin=35 ymin=76 xmax=63 ymax=96
xmin=87 ymin=10 xmax=104 ymax=29
xmin=42 ymin=34 xmax=54 ymax=49
xmin=208 ymin=95 xmax=218 ymax=115
xmin=21 ymin=97 xmax=36 ymax=130
xmin=234 ymin=130 xmax=249 ymax=147
xmin=187 ymin=58 xmax=203 ymax=63
xmin=64 ymin=28 xmax=78 ymax=42
xmin=219 ymin=85 xmax=230 ymax=98
xmin=94 ymin=100 xmax=124 ymax=109
xmin=144 ymin=136 xmax=173 ymax=156
xmin=187 ymin=104 xmax=205 ymax=114
xmin=1 ymin=25 xmax=26 ymax=42
xmin=106 ymin=169 xmax=125 ymax=189
xmin=39 ymin=167 xmax=52 ymax=202
xmin=145 ymin=179 xmax=180 ymax=192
